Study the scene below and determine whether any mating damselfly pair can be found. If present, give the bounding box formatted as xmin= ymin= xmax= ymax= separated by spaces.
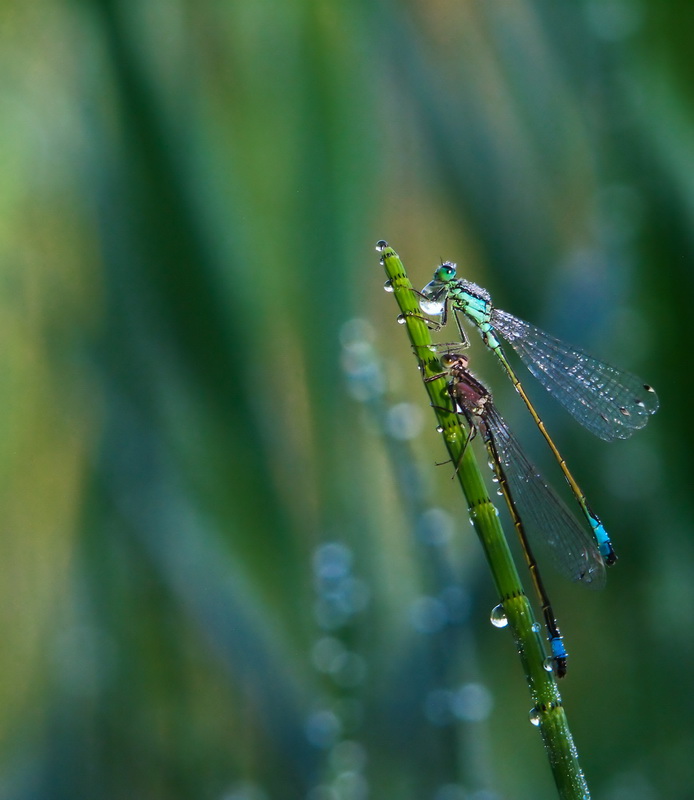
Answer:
xmin=377 ymin=241 xmax=659 ymax=676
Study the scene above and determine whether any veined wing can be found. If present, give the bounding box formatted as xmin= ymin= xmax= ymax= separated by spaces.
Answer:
xmin=485 ymin=405 xmax=606 ymax=588
xmin=491 ymin=309 xmax=659 ymax=442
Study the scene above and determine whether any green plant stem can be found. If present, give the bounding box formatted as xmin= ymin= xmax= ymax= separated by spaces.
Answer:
xmin=378 ymin=242 xmax=590 ymax=800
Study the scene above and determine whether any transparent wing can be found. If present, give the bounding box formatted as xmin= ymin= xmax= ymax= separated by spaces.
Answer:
xmin=491 ymin=309 xmax=659 ymax=441
xmin=485 ymin=406 xmax=606 ymax=588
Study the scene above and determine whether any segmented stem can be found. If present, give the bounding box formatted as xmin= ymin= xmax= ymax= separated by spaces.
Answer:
xmin=378 ymin=241 xmax=590 ymax=800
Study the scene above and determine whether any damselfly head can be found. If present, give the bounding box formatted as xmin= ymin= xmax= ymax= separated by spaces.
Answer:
xmin=440 ymin=352 xmax=468 ymax=371
xmin=433 ymin=261 xmax=457 ymax=282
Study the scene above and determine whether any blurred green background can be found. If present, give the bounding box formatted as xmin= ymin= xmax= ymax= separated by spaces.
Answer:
xmin=2 ymin=1 xmax=692 ymax=798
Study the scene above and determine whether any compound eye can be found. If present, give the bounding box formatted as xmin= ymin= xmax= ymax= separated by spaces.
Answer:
xmin=436 ymin=261 xmax=457 ymax=281
xmin=440 ymin=353 xmax=466 ymax=370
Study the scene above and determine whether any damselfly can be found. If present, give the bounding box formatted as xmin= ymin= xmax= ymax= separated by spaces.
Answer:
xmin=419 ymin=262 xmax=658 ymax=561
xmin=426 ymin=351 xmax=607 ymax=677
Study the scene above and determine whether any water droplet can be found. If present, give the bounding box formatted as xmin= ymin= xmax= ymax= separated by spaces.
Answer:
xmin=490 ymin=604 xmax=508 ymax=628
xmin=396 ymin=314 xmax=407 ymax=325
xmin=436 ymin=425 xmax=444 ymax=433
xmin=529 ymin=707 xmax=542 ymax=727
xmin=340 ymin=317 xmax=376 ymax=350
xmin=375 ymin=240 xmax=388 ymax=252
xmin=490 ymin=475 xmax=499 ymax=483
xmin=419 ymin=281 xmax=446 ymax=315
xmin=496 ymin=488 xmax=503 ymax=496
xmin=385 ymin=403 xmax=423 ymax=440
xmin=543 ymin=657 xmax=555 ymax=672
xmin=451 ymin=682 xmax=493 ymax=722
xmin=306 ymin=709 xmax=342 ymax=747
xmin=383 ymin=279 xmax=394 ymax=293
xmin=531 ymin=622 xmax=541 ymax=634
xmin=313 ymin=542 xmax=353 ymax=579
xmin=420 ymin=298 xmax=445 ymax=316
xmin=417 ymin=508 xmax=454 ymax=546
